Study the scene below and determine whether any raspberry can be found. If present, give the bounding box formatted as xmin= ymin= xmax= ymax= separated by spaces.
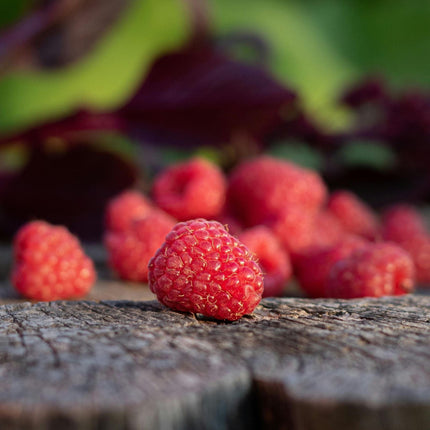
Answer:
xmin=295 ymin=235 xmax=368 ymax=298
xmin=266 ymin=206 xmax=316 ymax=256
xmin=311 ymin=210 xmax=346 ymax=249
xmin=152 ymin=157 xmax=227 ymax=221
xmin=326 ymin=242 xmax=415 ymax=298
xmin=105 ymin=190 xmax=152 ymax=233
xmin=238 ymin=226 xmax=292 ymax=297
xmin=227 ymin=156 xmax=327 ymax=226
xmin=394 ymin=235 xmax=430 ymax=285
xmin=381 ymin=204 xmax=427 ymax=243
xmin=106 ymin=210 xmax=176 ymax=282
xmin=148 ymin=219 xmax=264 ymax=321
xmin=327 ymin=191 xmax=379 ymax=239
xmin=11 ymin=221 xmax=96 ymax=301
xmin=382 ymin=205 xmax=430 ymax=284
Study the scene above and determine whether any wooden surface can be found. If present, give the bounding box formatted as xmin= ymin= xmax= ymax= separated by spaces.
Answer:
xmin=1 ymin=295 xmax=430 ymax=430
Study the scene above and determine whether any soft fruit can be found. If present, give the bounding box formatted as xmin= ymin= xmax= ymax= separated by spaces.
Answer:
xmin=12 ymin=221 xmax=96 ymax=301
xmin=148 ymin=219 xmax=264 ymax=321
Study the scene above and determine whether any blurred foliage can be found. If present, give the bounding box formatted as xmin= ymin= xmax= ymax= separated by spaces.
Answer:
xmin=210 ymin=0 xmax=430 ymax=129
xmin=0 ymin=0 xmax=30 ymax=29
xmin=336 ymin=140 xmax=396 ymax=171
xmin=0 ymin=0 xmax=190 ymax=134
xmin=268 ymin=141 xmax=323 ymax=170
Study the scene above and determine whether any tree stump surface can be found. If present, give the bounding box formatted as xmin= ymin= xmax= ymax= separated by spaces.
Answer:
xmin=1 ymin=295 xmax=430 ymax=430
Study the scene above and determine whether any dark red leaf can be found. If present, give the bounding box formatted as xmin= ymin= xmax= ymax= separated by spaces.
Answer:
xmin=119 ymin=45 xmax=297 ymax=146
xmin=0 ymin=109 xmax=125 ymax=147
xmin=0 ymin=144 xmax=137 ymax=240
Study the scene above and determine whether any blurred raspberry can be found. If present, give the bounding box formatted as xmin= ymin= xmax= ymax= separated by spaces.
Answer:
xmin=327 ymin=191 xmax=379 ymax=239
xmin=106 ymin=210 xmax=176 ymax=282
xmin=238 ymin=226 xmax=292 ymax=297
xmin=12 ymin=220 xmax=96 ymax=301
xmin=382 ymin=204 xmax=430 ymax=285
xmin=392 ymin=236 xmax=430 ymax=285
xmin=105 ymin=190 xmax=153 ymax=233
xmin=326 ymin=242 xmax=415 ymax=298
xmin=295 ymin=235 xmax=368 ymax=298
xmin=227 ymin=156 xmax=327 ymax=226
xmin=381 ymin=204 xmax=427 ymax=242
xmin=311 ymin=210 xmax=346 ymax=249
xmin=152 ymin=157 xmax=226 ymax=221
xmin=266 ymin=206 xmax=316 ymax=256
xmin=148 ymin=219 xmax=264 ymax=321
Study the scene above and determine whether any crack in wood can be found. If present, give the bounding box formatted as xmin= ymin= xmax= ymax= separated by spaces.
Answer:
xmin=0 ymin=297 xmax=429 ymax=429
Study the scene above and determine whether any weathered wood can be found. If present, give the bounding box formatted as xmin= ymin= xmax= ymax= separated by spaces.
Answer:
xmin=1 ymin=296 xmax=430 ymax=429
xmin=0 ymin=279 xmax=156 ymax=304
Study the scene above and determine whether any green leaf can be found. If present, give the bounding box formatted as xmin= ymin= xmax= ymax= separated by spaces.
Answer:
xmin=210 ymin=0 xmax=356 ymax=131
xmin=268 ymin=140 xmax=324 ymax=170
xmin=337 ymin=140 xmax=396 ymax=170
xmin=210 ymin=0 xmax=430 ymax=128
xmin=0 ymin=0 xmax=191 ymax=134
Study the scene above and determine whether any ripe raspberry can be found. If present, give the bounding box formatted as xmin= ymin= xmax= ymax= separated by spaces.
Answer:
xmin=106 ymin=210 xmax=176 ymax=282
xmin=105 ymin=190 xmax=152 ymax=233
xmin=238 ymin=226 xmax=292 ymax=297
xmin=326 ymin=242 xmax=415 ymax=298
xmin=266 ymin=206 xmax=316 ymax=256
xmin=12 ymin=221 xmax=96 ymax=301
xmin=381 ymin=204 xmax=427 ymax=243
xmin=148 ymin=219 xmax=264 ymax=321
xmin=393 ymin=235 xmax=430 ymax=285
xmin=227 ymin=156 xmax=327 ymax=226
xmin=327 ymin=191 xmax=379 ymax=239
xmin=295 ymin=235 xmax=368 ymax=298
xmin=152 ymin=157 xmax=227 ymax=221
xmin=382 ymin=205 xmax=430 ymax=284
xmin=311 ymin=210 xmax=346 ymax=249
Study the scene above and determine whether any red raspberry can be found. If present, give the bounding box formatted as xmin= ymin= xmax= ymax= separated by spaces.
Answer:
xmin=227 ymin=156 xmax=327 ymax=226
xmin=266 ymin=206 xmax=316 ymax=256
xmin=381 ymin=204 xmax=427 ymax=243
xmin=12 ymin=221 xmax=96 ymax=301
xmin=382 ymin=205 xmax=430 ymax=284
xmin=295 ymin=235 xmax=368 ymax=298
xmin=148 ymin=219 xmax=264 ymax=321
xmin=326 ymin=242 xmax=415 ymax=298
xmin=327 ymin=191 xmax=379 ymax=239
xmin=394 ymin=236 xmax=430 ymax=285
xmin=106 ymin=211 xmax=176 ymax=282
xmin=311 ymin=210 xmax=346 ymax=249
xmin=152 ymin=157 xmax=227 ymax=221
xmin=238 ymin=226 xmax=292 ymax=297
xmin=105 ymin=190 xmax=152 ymax=233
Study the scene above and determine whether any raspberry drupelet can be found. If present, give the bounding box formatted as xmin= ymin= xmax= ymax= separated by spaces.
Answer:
xmin=148 ymin=219 xmax=264 ymax=321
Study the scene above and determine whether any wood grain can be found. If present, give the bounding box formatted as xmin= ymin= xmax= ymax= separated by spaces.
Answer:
xmin=0 ymin=295 xmax=429 ymax=429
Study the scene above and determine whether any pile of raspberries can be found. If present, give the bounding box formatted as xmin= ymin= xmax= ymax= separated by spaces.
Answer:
xmin=11 ymin=156 xmax=430 ymax=321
